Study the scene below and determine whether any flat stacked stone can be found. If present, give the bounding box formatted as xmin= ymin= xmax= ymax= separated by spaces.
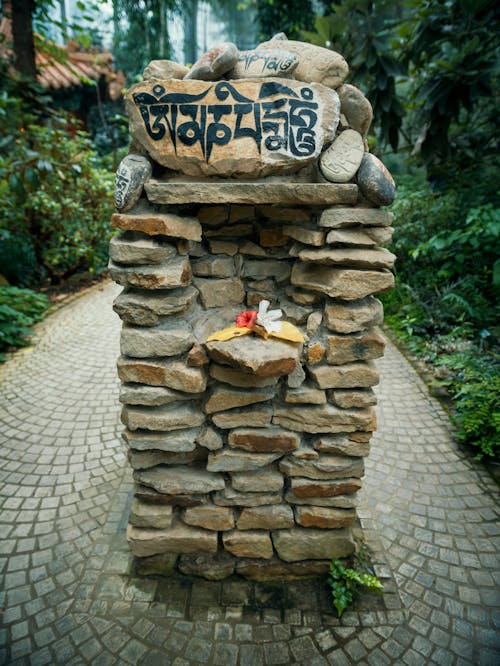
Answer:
xmin=111 ymin=33 xmax=396 ymax=581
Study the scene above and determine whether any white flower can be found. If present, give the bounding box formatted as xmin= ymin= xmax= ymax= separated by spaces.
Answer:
xmin=256 ymin=300 xmax=283 ymax=334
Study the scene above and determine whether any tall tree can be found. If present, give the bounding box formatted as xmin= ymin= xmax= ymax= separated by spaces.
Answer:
xmin=6 ymin=0 xmax=37 ymax=79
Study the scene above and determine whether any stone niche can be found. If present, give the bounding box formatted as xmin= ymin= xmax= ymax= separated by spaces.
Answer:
xmin=110 ymin=36 xmax=396 ymax=581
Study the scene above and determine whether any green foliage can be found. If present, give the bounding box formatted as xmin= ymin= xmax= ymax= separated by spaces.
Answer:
xmin=328 ymin=558 xmax=383 ymax=617
xmin=302 ymin=1 xmax=406 ymax=150
xmin=253 ymin=0 xmax=315 ymax=41
xmin=0 ymin=286 xmax=49 ymax=360
xmin=0 ymin=81 xmax=114 ymax=285
xmin=401 ymin=0 xmax=500 ymax=175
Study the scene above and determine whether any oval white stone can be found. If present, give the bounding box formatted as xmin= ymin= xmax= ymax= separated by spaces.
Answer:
xmin=319 ymin=129 xmax=364 ymax=183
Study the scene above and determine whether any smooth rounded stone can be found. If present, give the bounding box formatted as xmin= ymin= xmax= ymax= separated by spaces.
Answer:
xmin=236 ymin=557 xmax=329 ymax=581
xmin=279 ymin=455 xmax=364 ymax=480
xmin=213 ymin=485 xmax=282 ymax=507
xmin=192 ymin=255 xmax=235 ymax=278
xmin=320 ymin=129 xmax=364 ymax=183
xmin=119 ymin=384 xmax=195 ymax=407
xmin=204 ymin=386 xmax=275 ymax=415
xmin=307 ymin=311 xmax=323 ymax=338
xmin=128 ymin=447 xmax=205 ymax=470
xmin=196 ymin=426 xmax=223 ymax=451
xmin=122 ymin=403 xmax=205 ymax=432
xmin=206 ymin=336 xmax=300 ymax=378
xmin=117 ymin=357 xmax=208 ymax=393
xmin=291 ymin=263 xmax=394 ymax=300
xmin=114 ymin=154 xmax=152 ymax=212
xmin=313 ymin=433 xmax=371 ymax=457
xmin=134 ymin=466 xmax=225 ymax=495
xmin=143 ymin=59 xmax=189 ymax=80
xmin=229 ymin=48 xmax=298 ymax=79
xmin=206 ymin=449 xmax=282 ymax=473
xmin=184 ymin=42 xmax=239 ymax=80
xmin=272 ymin=403 xmax=375 ymax=433
xmin=111 ymin=207 xmax=202 ymax=242
xmin=258 ymin=38 xmax=348 ymax=89
xmin=282 ymin=226 xmax=325 ymax=246
xmin=109 ymin=256 xmax=192 ymax=291
xmin=183 ymin=505 xmax=234 ymax=531
xmin=123 ymin=428 xmax=200 ymax=453
xmin=308 ymin=361 xmax=380 ymax=390
xmin=228 ymin=428 xmax=300 ymax=453
xmin=299 ymin=246 xmax=395 ymax=270
xmin=212 ymin=405 xmax=273 ymax=429
xmin=209 ymin=364 xmax=278 ymax=389
xmin=127 ymin=521 xmax=217 ymax=557
xmin=109 ymin=233 xmax=176 ymax=265
xmin=146 ymin=179 xmax=358 ymax=206
xmin=337 ymin=84 xmax=373 ymax=137
xmin=241 ymin=259 xmax=291 ymax=283
xmin=272 ymin=527 xmax=354 ymax=562
xmin=357 ymin=153 xmax=396 ymax=207
xmin=284 ymin=385 xmax=326 ymax=405
xmin=328 ymin=388 xmax=377 ymax=409
xmin=319 ymin=207 xmax=393 ymax=229
xmin=120 ymin=321 xmax=194 ymax=358
xmin=193 ymin=277 xmax=244 ymax=308
xmin=178 ymin=553 xmax=236 ymax=580
xmin=288 ymin=477 xmax=362 ymax=499
xmin=135 ymin=552 xmax=178 ymax=577
xmin=326 ymin=226 xmax=394 ymax=246
xmin=231 ymin=468 xmax=284 ymax=493
xmin=129 ymin=78 xmax=340 ymax=178
xmin=325 ymin=331 xmax=386 ymax=364
xmin=324 ymin=296 xmax=383 ymax=334
xmin=113 ymin=286 xmax=198 ymax=327
xmin=237 ymin=505 xmax=294 ymax=530
xmin=223 ymin=530 xmax=273 ymax=559
xmin=129 ymin=498 xmax=173 ymax=529
xmin=294 ymin=506 xmax=356 ymax=529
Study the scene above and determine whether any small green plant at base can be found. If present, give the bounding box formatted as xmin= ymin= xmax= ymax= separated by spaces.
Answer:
xmin=0 ymin=287 xmax=49 ymax=360
xmin=328 ymin=558 xmax=383 ymax=617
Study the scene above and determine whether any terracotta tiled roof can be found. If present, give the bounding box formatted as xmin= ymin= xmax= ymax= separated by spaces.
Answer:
xmin=0 ymin=18 xmax=125 ymax=100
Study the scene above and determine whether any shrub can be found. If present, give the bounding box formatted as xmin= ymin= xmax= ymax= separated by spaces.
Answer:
xmin=0 ymin=286 xmax=49 ymax=359
xmin=328 ymin=558 xmax=383 ymax=617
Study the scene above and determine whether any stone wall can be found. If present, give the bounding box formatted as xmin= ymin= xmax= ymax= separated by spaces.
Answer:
xmin=110 ymin=36 xmax=396 ymax=581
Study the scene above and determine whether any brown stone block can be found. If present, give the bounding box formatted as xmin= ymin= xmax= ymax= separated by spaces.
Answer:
xmin=111 ymin=208 xmax=202 ymax=241
xmin=206 ymin=449 xmax=282 ymax=472
xmin=178 ymin=553 xmax=236 ymax=580
xmin=288 ymin=477 xmax=362 ymax=499
xmin=206 ymin=336 xmax=300 ymax=378
xmin=236 ymin=557 xmax=329 ymax=581
xmin=324 ymin=296 xmax=383 ymax=334
xmin=223 ymin=530 xmax=273 ymax=559
xmin=308 ymin=361 xmax=380 ymax=390
xmin=117 ymin=357 xmax=208 ymax=393
xmin=113 ymin=286 xmax=198 ymax=327
xmin=273 ymin=403 xmax=375 ymax=433
xmin=194 ymin=277 xmax=245 ymax=308
xmin=237 ymin=505 xmax=294 ymax=530
xmin=319 ymin=207 xmax=393 ymax=229
xmin=307 ymin=342 xmax=325 ymax=365
xmin=231 ymin=468 xmax=284 ymax=493
xmin=204 ymin=386 xmax=275 ymax=414
xmin=313 ymin=434 xmax=371 ymax=457
xmin=325 ymin=331 xmax=386 ymax=365
xmin=294 ymin=506 xmax=356 ymax=529
xmin=127 ymin=520 xmax=218 ymax=557
xmin=212 ymin=405 xmax=273 ymax=429
xmin=279 ymin=455 xmax=364 ymax=480
xmin=291 ymin=263 xmax=394 ymax=300
xmin=228 ymin=428 xmax=300 ymax=453
xmin=298 ymin=246 xmax=396 ymax=270
xmin=272 ymin=527 xmax=354 ymax=562
xmin=134 ymin=465 xmax=225 ymax=495
xmin=183 ymin=505 xmax=234 ymax=531
xmin=328 ymin=388 xmax=377 ymax=408
xmin=209 ymin=364 xmax=278 ymax=389
xmin=109 ymin=256 xmax=192 ymax=290
xmin=128 ymin=447 xmax=206 ymax=470
xmin=122 ymin=403 xmax=205 ymax=432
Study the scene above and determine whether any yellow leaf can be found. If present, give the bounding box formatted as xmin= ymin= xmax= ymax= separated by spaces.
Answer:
xmin=269 ymin=321 xmax=304 ymax=343
xmin=206 ymin=326 xmax=252 ymax=342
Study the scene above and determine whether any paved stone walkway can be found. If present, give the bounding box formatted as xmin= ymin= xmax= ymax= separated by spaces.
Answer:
xmin=0 ymin=281 xmax=498 ymax=665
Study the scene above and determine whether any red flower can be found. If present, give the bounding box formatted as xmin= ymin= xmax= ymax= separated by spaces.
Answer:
xmin=236 ymin=310 xmax=258 ymax=328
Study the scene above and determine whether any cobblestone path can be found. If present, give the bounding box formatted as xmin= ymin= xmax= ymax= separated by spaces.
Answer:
xmin=1 ymin=281 xmax=498 ymax=665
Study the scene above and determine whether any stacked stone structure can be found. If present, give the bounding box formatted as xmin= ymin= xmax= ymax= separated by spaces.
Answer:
xmin=110 ymin=35 xmax=396 ymax=581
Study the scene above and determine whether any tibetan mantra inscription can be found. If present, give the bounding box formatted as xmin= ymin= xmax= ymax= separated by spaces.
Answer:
xmin=126 ymin=78 xmax=339 ymax=177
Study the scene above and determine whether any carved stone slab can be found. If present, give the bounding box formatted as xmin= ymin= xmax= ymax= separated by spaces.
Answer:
xmin=126 ymin=78 xmax=340 ymax=177
xmin=229 ymin=49 xmax=298 ymax=79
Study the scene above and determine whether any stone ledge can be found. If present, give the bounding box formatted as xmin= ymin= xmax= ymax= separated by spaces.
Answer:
xmin=145 ymin=179 xmax=358 ymax=205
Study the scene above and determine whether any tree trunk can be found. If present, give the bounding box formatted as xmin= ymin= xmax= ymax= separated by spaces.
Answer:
xmin=183 ymin=0 xmax=198 ymax=65
xmin=11 ymin=0 xmax=37 ymax=80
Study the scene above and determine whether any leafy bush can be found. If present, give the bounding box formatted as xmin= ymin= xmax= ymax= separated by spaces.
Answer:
xmin=0 ymin=286 xmax=49 ymax=359
xmin=328 ymin=558 xmax=383 ymax=617
xmin=0 ymin=73 xmax=114 ymax=286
